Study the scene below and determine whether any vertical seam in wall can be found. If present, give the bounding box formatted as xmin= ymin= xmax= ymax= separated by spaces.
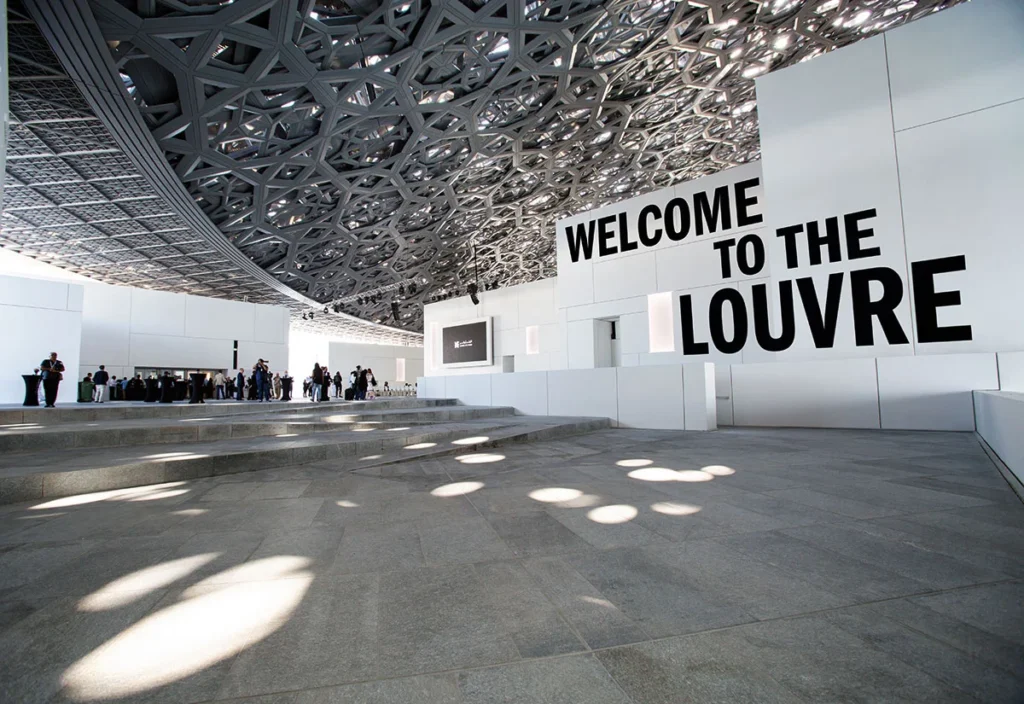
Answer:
xmin=883 ymin=35 xmax=917 ymax=356
xmin=874 ymin=357 xmax=883 ymax=429
xmin=729 ymin=363 xmax=734 ymax=426
xmin=995 ymin=353 xmax=1002 ymax=390
xmin=681 ymin=365 xmax=686 ymax=430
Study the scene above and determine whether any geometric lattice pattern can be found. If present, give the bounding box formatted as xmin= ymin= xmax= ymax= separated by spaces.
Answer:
xmin=87 ymin=0 xmax=962 ymax=332
xmin=3 ymin=0 xmax=422 ymax=344
xmin=30 ymin=0 xmax=962 ymax=333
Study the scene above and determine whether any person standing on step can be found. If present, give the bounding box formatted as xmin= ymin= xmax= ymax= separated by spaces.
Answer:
xmin=320 ymin=366 xmax=331 ymax=402
xmin=356 ymin=366 xmax=369 ymax=401
xmin=311 ymin=363 xmax=323 ymax=402
xmin=213 ymin=370 xmax=227 ymax=400
xmin=92 ymin=365 xmax=109 ymax=403
xmin=235 ymin=368 xmax=246 ymax=401
xmin=39 ymin=351 xmax=65 ymax=408
xmin=333 ymin=370 xmax=343 ymax=398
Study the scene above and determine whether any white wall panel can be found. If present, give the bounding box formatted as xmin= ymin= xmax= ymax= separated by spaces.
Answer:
xmin=715 ymin=364 xmax=733 ymax=426
xmin=0 ymin=303 xmax=82 ymax=405
xmin=185 ymin=295 xmax=255 ymax=342
xmin=79 ymin=283 xmax=131 ymax=368
xmin=236 ymin=341 xmax=289 ymax=374
xmin=877 ymin=353 xmax=999 ymax=431
xmin=683 ymin=362 xmax=717 ymax=431
xmin=130 ymin=288 xmax=186 ymax=337
xmin=517 ymin=279 xmax=558 ymax=326
xmin=67 ymin=285 xmax=84 ymax=312
xmin=0 ymin=274 xmax=69 ymax=310
xmin=592 ymin=252 xmax=657 ymax=304
xmin=896 ymin=99 xmax=1024 ymax=354
xmin=566 ymin=319 xmax=596 ymax=369
xmin=418 ymin=375 xmax=445 ymax=399
xmin=732 ymin=358 xmax=880 ymax=429
xmin=974 ymin=391 xmax=1024 ymax=486
xmin=885 ymin=0 xmax=1024 ymax=131
xmin=618 ymin=311 xmax=648 ymax=356
xmin=997 ymin=352 xmax=1024 ymax=393
xmin=445 ymin=374 xmax=492 ymax=406
xmin=129 ymin=333 xmax=230 ymax=370
xmin=616 ymin=365 xmax=684 ymax=430
xmin=491 ymin=371 xmax=549 ymax=415
xmin=547 ymin=368 xmax=618 ymax=422
xmin=564 ymin=296 xmax=646 ymax=322
xmin=254 ymin=304 xmax=290 ymax=344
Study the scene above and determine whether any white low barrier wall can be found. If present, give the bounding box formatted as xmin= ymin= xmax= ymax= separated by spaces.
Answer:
xmin=419 ymin=363 xmax=716 ymax=431
xmin=424 ymin=352 xmax=1017 ymax=432
xmin=974 ymin=391 xmax=1024 ymax=489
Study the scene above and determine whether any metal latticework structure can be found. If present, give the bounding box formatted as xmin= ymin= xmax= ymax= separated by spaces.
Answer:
xmin=2 ymin=0 xmax=423 ymax=344
xmin=10 ymin=0 xmax=962 ymax=334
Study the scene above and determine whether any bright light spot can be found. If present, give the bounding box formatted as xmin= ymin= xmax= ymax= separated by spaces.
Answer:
xmin=336 ymin=500 xmax=360 ymax=508
xmin=773 ymin=34 xmax=790 ymax=50
xmin=172 ymin=508 xmax=207 ymax=517
xmin=455 ymin=453 xmax=504 ymax=464
xmin=628 ymin=467 xmax=682 ymax=482
xmin=351 ymin=427 xmax=374 ymax=432
xmin=702 ymin=465 xmax=736 ymax=476
xmin=651 ymin=502 xmax=702 ymax=516
xmin=587 ymin=505 xmax=638 ymax=524
xmin=361 ymin=455 xmax=381 ymax=461
xmin=742 ymin=65 xmax=767 ymax=78
xmin=556 ymin=493 xmax=602 ymax=508
xmin=452 ymin=436 xmax=489 ymax=445
xmin=529 ymin=488 xmax=582 ymax=503
xmin=62 ymin=558 xmax=312 ymax=700
xmin=580 ymin=596 xmax=615 ymax=608
xmin=405 ymin=442 xmax=436 ymax=450
xmin=616 ymin=459 xmax=652 ymax=468
xmin=387 ymin=427 xmax=410 ymax=431
xmin=676 ymin=470 xmax=715 ymax=482
xmin=276 ymin=433 xmax=298 ymax=437
xmin=848 ymin=10 xmax=871 ymax=26
xmin=32 ymin=483 xmax=188 ymax=509
xmin=142 ymin=452 xmax=194 ymax=459
xmin=431 ymin=481 xmax=484 ymax=497
xmin=78 ymin=554 xmax=219 ymax=612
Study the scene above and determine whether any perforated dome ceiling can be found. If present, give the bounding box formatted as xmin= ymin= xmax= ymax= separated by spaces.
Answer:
xmin=12 ymin=0 xmax=962 ymax=335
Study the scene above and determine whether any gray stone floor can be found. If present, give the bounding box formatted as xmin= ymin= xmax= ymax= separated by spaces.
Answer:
xmin=0 ymin=426 xmax=1021 ymax=703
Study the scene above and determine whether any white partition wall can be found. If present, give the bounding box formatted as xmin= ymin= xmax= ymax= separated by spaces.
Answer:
xmin=0 ymin=275 xmax=83 ymax=404
xmin=327 ymin=341 xmax=423 ymax=387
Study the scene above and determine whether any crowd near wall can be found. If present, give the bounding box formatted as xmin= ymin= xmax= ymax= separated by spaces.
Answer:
xmin=422 ymin=0 xmax=1024 ymax=439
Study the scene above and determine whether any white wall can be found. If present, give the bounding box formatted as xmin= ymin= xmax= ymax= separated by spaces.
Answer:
xmin=974 ymin=391 xmax=1024 ymax=488
xmin=76 ymin=283 xmax=289 ymax=379
xmin=0 ymin=275 xmax=83 ymax=404
xmin=424 ymin=279 xmax=560 ymax=376
xmin=327 ymin=340 xmax=423 ymax=386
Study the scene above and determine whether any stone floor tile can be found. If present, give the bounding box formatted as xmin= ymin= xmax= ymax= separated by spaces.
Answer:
xmin=459 ymin=654 xmax=631 ymax=704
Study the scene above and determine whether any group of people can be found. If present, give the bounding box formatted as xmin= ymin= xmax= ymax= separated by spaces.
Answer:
xmin=229 ymin=360 xmax=293 ymax=401
xmin=303 ymin=364 xmax=381 ymax=401
xmin=80 ymin=366 xmax=146 ymax=402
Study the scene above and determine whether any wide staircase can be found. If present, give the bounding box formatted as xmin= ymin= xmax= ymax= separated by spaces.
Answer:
xmin=0 ymin=398 xmax=609 ymax=505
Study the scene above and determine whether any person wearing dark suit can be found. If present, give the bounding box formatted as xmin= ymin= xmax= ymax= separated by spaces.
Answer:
xmin=38 ymin=352 xmax=65 ymax=408
xmin=92 ymin=365 xmax=110 ymax=403
xmin=235 ymin=368 xmax=246 ymax=400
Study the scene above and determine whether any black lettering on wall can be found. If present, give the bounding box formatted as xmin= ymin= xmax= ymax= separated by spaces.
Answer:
xmin=713 ymin=238 xmax=736 ymax=278
xmin=776 ymin=224 xmax=803 ymax=269
xmin=752 ymin=281 xmax=795 ymax=352
xmin=844 ymin=209 xmax=881 ymax=260
xmin=709 ymin=288 xmax=747 ymax=354
xmin=680 ymin=295 xmax=709 ymax=355
xmin=638 ymin=204 xmax=662 ymax=247
xmin=566 ymin=221 xmax=595 ymax=263
xmin=597 ymin=215 xmax=618 ymax=257
xmin=911 ymin=255 xmax=972 ymax=343
xmin=737 ymin=234 xmax=766 ymax=276
xmin=807 ymin=217 xmax=843 ymax=266
xmin=850 ymin=267 xmax=910 ymax=346
xmin=734 ymin=178 xmax=763 ymax=227
xmin=695 ymin=186 xmax=732 ymax=236
xmin=618 ymin=211 xmax=638 ymax=253
xmin=796 ymin=273 xmax=844 ymax=348
xmin=665 ymin=198 xmax=691 ymax=241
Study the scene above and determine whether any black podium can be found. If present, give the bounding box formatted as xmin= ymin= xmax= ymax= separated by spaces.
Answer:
xmin=189 ymin=373 xmax=207 ymax=404
xmin=144 ymin=378 xmax=159 ymax=402
xmin=22 ymin=374 xmax=41 ymax=407
xmin=159 ymin=376 xmax=175 ymax=403
xmin=281 ymin=376 xmax=293 ymax=401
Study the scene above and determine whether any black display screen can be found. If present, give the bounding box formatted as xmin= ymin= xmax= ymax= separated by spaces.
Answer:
xmin=442 ymin=321 xmax=490 ymax=364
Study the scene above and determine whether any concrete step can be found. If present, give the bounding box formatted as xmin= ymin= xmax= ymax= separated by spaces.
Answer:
xmin=0 ymin=405 xmax=516 ymax=452
xmin=0 ymin=396 xmax=457 ymax=426
xmin=0 ymin=416 xmax=611 ymax=506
